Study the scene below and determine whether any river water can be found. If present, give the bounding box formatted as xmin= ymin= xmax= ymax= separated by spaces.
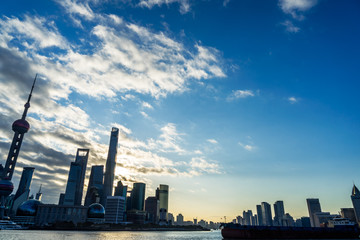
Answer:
xmin=0 ymin=230 xmax=222 ymax=240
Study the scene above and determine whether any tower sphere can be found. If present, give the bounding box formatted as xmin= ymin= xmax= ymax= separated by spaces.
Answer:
xmin=16 ymin=199 xmax=43 ymax=216
xmin=88 ymin=203 xmax=105 ymax=218
xmin=0 ymin=179 xmax=14 ymax=197
xmin=12 ymin=119 xmax=30 ymax=133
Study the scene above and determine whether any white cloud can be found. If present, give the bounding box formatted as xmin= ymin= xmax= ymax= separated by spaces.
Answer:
xmin=190 ymin=157 xmax=221 ymax=174
xmin=140 ymin=111 xmax=149 ymax=118
xmin=138 ymin=0 xmax=191 ymax=14
xmin=142 ymin=101 xmax=153 ymax=109
xmin=288 ymin=96 xmax=299 ymax=104
xmin=207 ymin=139 xmax=218 ymax=144
xmin=56 ymin=0 xmax=95 ymax=23
xmin=148 ymin=123 xmax=185 ymax=154
xmin=0 ymin=16 xmax=68 ymax=49
xmin=239 ymin=142 xmax=256 ymax=152
xmin=279 ymin=0 xmax=317 ymax=20
xmin=227 ymin=89 xmax=255 ymax=101
xmin=282 ymin=20 xmax=300 ymax=33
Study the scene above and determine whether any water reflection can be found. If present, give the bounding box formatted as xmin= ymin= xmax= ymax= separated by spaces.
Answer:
xmin=0 ymin=230 xmax=222 ymax=240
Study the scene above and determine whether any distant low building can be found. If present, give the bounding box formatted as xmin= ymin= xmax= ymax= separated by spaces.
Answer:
xmin=35 ymin=204 xmax=87 ymax=226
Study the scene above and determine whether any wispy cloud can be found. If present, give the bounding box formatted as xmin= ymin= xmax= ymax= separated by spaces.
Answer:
xmin=138 ymin=0 xmax=191 ymax=14
xmin=227 ymin=89 xmax=255 ymax=101
xmin=288 ymin=96 xmax=299 ymax=104
xmin=278 ymin=0 xmax=318 ymax=33
xmin=142 ymin=101 xmax=153 ymax=109
xmin=239 ymin=137 xmax=257 ymax=152
xmin=281 ymin=20 xmax=300 ymax=33
xmin=148 ymin=123 xmax=185 ymax=154
xmin=207 ymin=139 xmax=218 ymax=144
xmin=279 ymin=0 xmax=317 ymax=20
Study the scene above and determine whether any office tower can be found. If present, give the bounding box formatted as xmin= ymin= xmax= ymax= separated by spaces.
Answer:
xmin=306 ymin=198 xmax=322 ymax=227
xmin=261 ymin=202 xmax=273 ymax=226
xmin=145 ymin=196 xmax=159 ymax=223
xmin=243 ymin=210 xmax=252 ymax=225
xmin=156 ymin=184 xmax=169 ymax=220
xmin=63 ymin=149 xmax=89 ymax=206
xmin=11 ymin=167 xmax=35 ymax=215
xmin=0 ymin=76 xmax=37 ymax=220
xmin=341 ymin=208 xmax=356 ymax=222
xmin=168 ymin=213 xmax=174 ymax=225
xmin=273 ymin=200 xmax=285 ymax=226
xmin=35 ymin=184 xmax=42 ymax=201
xmin=84 ymin=165 xmax=104 ymax=206
xmin=130 ymin=183 xmax=145 ymax=211
xmin=102 ymin=127 xmax=119 ymax=206
xmin=351 ymin=184 xmax=360 ymax=224
xmin=176 ymin=213 xmax=184 ymax=225
xmin=114 ymin=180 xmax=128 ymax=197
xmin=256 ymin=204 xmax=263 ymax=226
xmin=105 ymin=196 xmax=126 ymax=223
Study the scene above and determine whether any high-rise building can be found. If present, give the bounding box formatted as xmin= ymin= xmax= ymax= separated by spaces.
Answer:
xmin=0 ymin=75 xmax=37 ymax=220
xmin=256 ymin=204 xmax=263 ymax=226
xmin=63 ymin=149 xmax=89 ymax=206
xmin=84 ymin=165 xmax=104 ymax=206
xmin=145 ymin=196 xmax=159 ymax=223
xmin=130 ymin=183 xmax=145 ymax=211
xmin=273 ymin=200 xmax=285 ymax=226
xmin=114 ymin=180 xmax=127 ymax=198
xmin=261 ymin=202 xmax=273 ymax=226
xmin=10 ymin=167 xmax=35 ymax=216
xmin=105 ymin=196 xmax=126 ymax=223
xmin=351 ymin=184 xmax=360 ymax=225
xmin=156 ymin=184 xmax=169 ymax=220
xmin=243 ymin=210 xmax=252 ymax=225
xmin=306 ymin=198 xmax=322 ymax=227
xmin=102 ymin=128 xmax=119 ymax=206
xmin=341 ymin=208 xmax=356 ymax=222
xmin=176 ymin=213 xmax=184 ymax=225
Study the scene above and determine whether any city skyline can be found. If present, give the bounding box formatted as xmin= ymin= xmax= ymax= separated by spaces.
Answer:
xmin=0 ymin=0 xmax=359 ymax=222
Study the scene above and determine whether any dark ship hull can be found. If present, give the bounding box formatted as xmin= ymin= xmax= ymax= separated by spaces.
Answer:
xmin=221 ymin=223 xmax=360 ymax=239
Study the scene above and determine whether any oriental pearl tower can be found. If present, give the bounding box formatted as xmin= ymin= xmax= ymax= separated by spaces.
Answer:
xmin=0 ymin=74 xmax=37 ymax=219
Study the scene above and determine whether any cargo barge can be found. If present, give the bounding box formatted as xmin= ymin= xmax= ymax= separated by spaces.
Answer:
xmin=221 ymin=223 xmax=360 ymax=239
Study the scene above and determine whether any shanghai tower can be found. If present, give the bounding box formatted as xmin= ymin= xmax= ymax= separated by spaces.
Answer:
xmin=0 ymin=75 xmax=37 ymax=219
xmin=102 ymin=127 xmax=119 ymax=206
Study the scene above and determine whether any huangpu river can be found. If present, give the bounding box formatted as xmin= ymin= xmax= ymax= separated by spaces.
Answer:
xmin=0 ymin=230 xmax=222 ymax=240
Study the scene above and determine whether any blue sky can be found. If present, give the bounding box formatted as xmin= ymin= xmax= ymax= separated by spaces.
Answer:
xmin=0 ymin=0 xmax=359 ymax=222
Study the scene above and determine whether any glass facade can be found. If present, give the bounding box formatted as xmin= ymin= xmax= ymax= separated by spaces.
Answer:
xmin=102 ymin=128 xmax=119 ymax=206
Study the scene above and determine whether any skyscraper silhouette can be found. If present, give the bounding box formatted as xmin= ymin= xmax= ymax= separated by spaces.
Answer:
xmin=156 ymin=184 xmax=169 ymax=220
xmin=130 ymin=182 xmax=146 ymax=211
xmin=256 ymin=204 xmax=263 ymax=226
xmin=261 ymin=202 xmax=273 ymax=226
xmin=102 ymin=127 xmax=119 ymax=206
xmin=351 ymin=184 xmax=360 ymax=225
xmin=11 ymin=167 xmax=34 ymax=215
xmin=0 ymin=75 xmax=37 ymax=219
xmin=63 ymin=149 xmax=89 ymax=206
xmin=84 ymin=165 xmax=104 ymax=206
xmin=273 ymin=200 xmax=285 ymax=226
xmin=306 ymin=198 xmax=322 ymax=227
